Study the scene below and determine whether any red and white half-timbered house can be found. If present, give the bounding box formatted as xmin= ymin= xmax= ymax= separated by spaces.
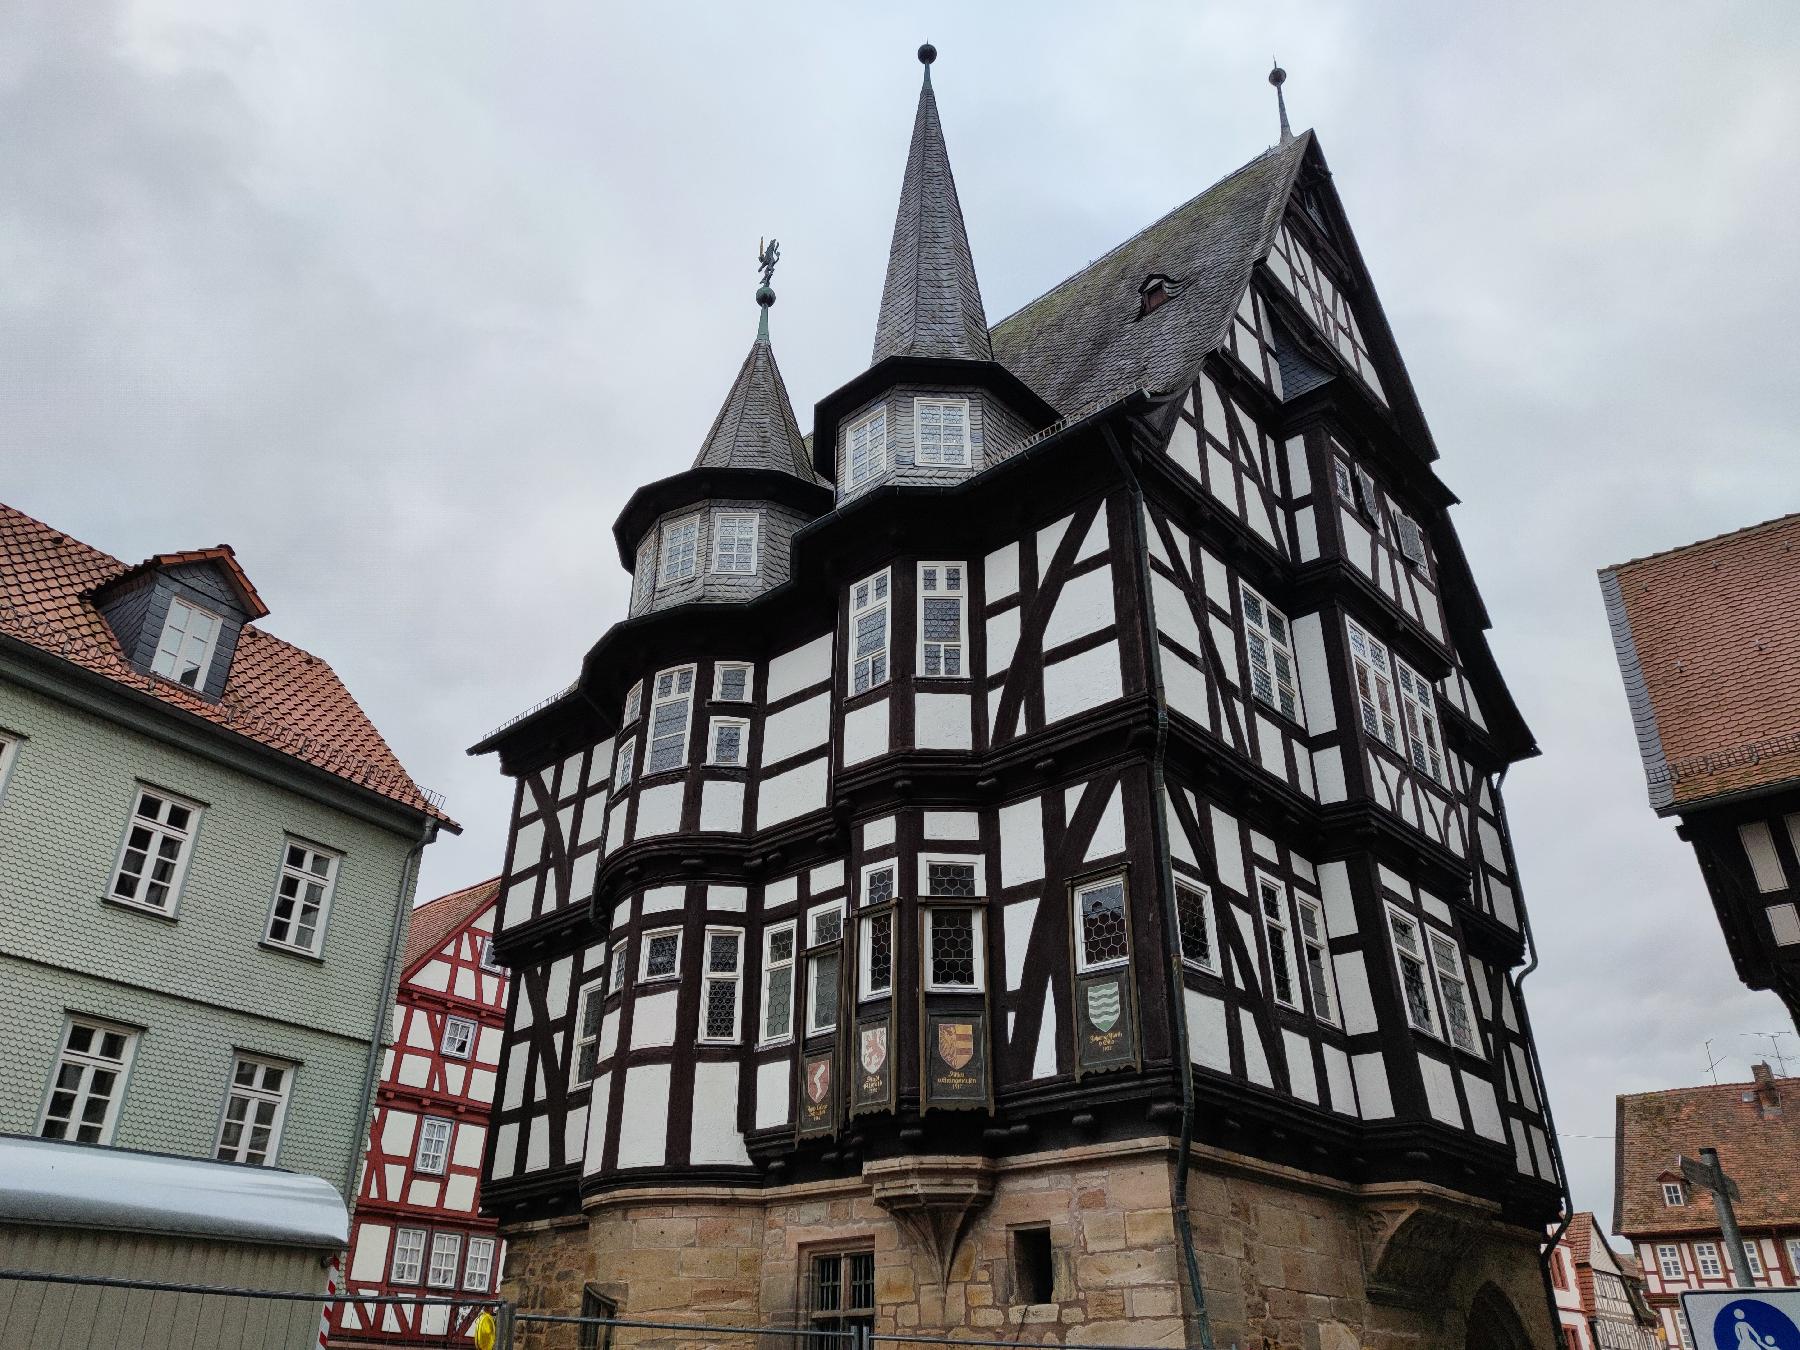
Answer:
xmin=329 ymin=878 xmax=507 ymax=1347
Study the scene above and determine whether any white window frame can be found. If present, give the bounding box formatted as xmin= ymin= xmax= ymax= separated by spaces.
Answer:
xmin=708 ymin=716 xmax=750 ymax=768
xmin=657 ymin=515 xmax=701 ymax=588
xmin=845 ymin=407 xmax=888 ymax=488
xmin=441 ymin=1015 xmax=477 ymax=1061
xmin=638 ymin=926 xmax=682 ymax=984
xmin=478 ymin=935 xmax=503 ymax=973
xmin=1295 ymin=893 xmax=1339 ymax=1026
xmin=922 ymin=905 xmax=985 ymax=993
xmin=265 ymin=839 xmax=340 ymax=956
xmin=858 ymin=907 xmax=894 ymax=1001
xmin=1746 ymin=1242 xmax=1764 ymax=1278
xmin=391 ymin=1228 xmax=428 ymax=1285
xmin=621 ymin=681 xmax=643 ymax=725
xmin=415 ymin=1117 xmax=454 ymax=1175
xmin=108 ymin=785 xmax=201 ymax=915
xmin=1385 ymin=904 xmax=1442 ymax=1037
xmin=609 ymin=941 xmax=628 ymax=994
xmin=712 ymin=661 xmax=754 ymax=703
xmin=759 ymin=919 xmax=798 ymax=1046
xmin=1787 ymin=1238 xmax=1800 ymax=1280
xmin=1346 ymin=618 xmax=1403 ymax=752
xmin=1696 ymin=1242 xmax=1723 ymax=1280
xmin=214 ymin=1053 xmax=292 ymax=1166
xmin=1255 ymin=872 xmax=1301 ymax=1011
xmin=710 ymin=510 xmax=761 ymax=575
xmin=645 ymin=665 xmax=696 ymax=774
xmin=633 ymin=537 xmax=656 ymax=610
xmin=464 ymin=1236 xmax=498 ymax=1292
xmin=1426 ymin=929 xmax=1480 ymax=1055
xmin=699 ymin=927 xmax=744 ymax=1045
xmin=860 ymin=860 xmax=898 ymax=908
xmin=1657 ymin=1245 xmax=1682 ymax=1281
xmin=39 ymin=1016 xmax=138 ymax=1145
xmin=151 ymin=595 xmax=223 ymax=689
xmin=1394 ymin=659 xmax=1447 ymax=786
xmin=1072 ymin=873 xmax=1130 ymax=975
xmin=914 ymin=397 xmax=971 ymax=467
xmin=849 ymin=569 xmax=892 ymax=695
xmin=612 ymin=737 xmax=637 ymax=792
xmin=571 ymin=981 xmax=604 ymax=1087
xmin=427 ymin=1232 xmax=463 ymax=1289
xmin=1240 ymin=584 xmax=1303 ymax=723
xmin=1661 ymin=1181 xmax=1685 ymax=1207
xmin=917 ymin=562 xmax=968 ymax=680
xmin=0 ymin=731 xmax=20 ymax=806
xmin=804 ymin=899 xmax=847 ymax=1037
xmin=1175 ymin=880 xmax=1218 ymax=975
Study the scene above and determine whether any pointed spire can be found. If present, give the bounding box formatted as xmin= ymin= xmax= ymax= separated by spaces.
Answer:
xmin=1270 ymin=60 xmax=1293 ymax=144
xmin=870 ymin=43 xmax=993 ymax=365
xmin=691 ymin=262 xmax=816 ymax=481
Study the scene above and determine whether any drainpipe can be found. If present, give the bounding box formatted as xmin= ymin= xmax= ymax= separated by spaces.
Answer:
xmin=1103 ymin=421 xmax=1217 ymax=1350
xmin=344 ymin=814 xmax=436 ymax=1201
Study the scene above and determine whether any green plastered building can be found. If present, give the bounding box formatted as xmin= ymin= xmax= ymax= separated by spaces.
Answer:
xmin=0 ymin=504 xmax=454 ymax=1203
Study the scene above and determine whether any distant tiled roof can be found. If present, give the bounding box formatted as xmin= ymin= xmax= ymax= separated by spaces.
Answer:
xmin=1600 ymin=512 xmax=1800 ymax=811
xmin=0 ymin=501 xmax=451 ymax=825
xmin=991 ymin=133 xmax=1310 ymax=415
xmin=1614 ymin=1067 xmax=1800 ymax=1235
xmin=691 ymin=328 xmax=822 ymax=484
xmin=402 ymin=876 xmax=499 ymax=973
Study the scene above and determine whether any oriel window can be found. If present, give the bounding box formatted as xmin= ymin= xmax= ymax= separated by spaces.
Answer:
xmin=804 ymin=901 xmax=845 ymax=1036
xmin=760 ymin=920 xmax=797 ymax=1045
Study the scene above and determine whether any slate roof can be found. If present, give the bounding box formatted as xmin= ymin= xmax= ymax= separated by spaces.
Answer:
xmin=991 ymin=132 xmax=1312 ymax=417
xmin=0 ymin=501 xmax=451 ymax=825
xmin=870 ymin=64 xmax=993 ymax=366
xmin=1614 ymin=1066 xmax=1800 ymax=1236
xmin=1599 ymin=511 xmax=1800 ymax=812
xmin=691 ymin=326 xmax=822 ymax=485
xmin=402 ymin=875 xmax=499 ymax=973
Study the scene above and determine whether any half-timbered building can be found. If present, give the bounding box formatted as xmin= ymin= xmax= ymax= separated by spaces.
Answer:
xmin=472 ymin=51 xmax=1563 ymax=1349
xmin=331 ymin=878 xmax=508 ymax=1346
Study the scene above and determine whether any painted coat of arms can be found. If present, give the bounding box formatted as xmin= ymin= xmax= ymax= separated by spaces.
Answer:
xmin=861 ymin=1026 xmax=887 ymax=1073
xmin=937 ymin=1021 xmax=975 ymax=1070
xmin=1086 ymin=980 xmax=1122 ymax=1033
xmin=807 ymin=1057 xmax=832 ymax=1103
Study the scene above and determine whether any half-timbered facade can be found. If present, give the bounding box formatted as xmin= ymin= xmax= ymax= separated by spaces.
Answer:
xmin=331 ymin=879 xmax=508 ymax=1347
xmin=473 ymin=51 xmax=1562 ymax=1349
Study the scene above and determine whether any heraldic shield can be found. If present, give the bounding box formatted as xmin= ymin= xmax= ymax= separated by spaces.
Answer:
xmin=853 ymin=1018 xmax=893 ymax=1114
xmin=925 ymin=1012 xmax=988 ymax=1108
xmin=938 ymin=1021 xmax=974 ymax=1070
xmin=1074 ymin=970 xmax=1137 ymax=1075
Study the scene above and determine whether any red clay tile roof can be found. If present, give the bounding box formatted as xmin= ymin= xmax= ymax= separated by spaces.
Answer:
xmin=91 ymin=546 xmax=271 ymax=620
xmin=1602 ymin=512 xmax=1800 ymax=810
xmin=0 ymin=501 xmax=452 ymax=826
xmin=1614 ymin=1067 xmax=1800 ymax=1236
xmin=403 ymin=876 xmax=499 ymax=974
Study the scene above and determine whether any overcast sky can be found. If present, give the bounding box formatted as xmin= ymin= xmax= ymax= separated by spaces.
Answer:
xmin=6 ymin=0 xmax=1797 ymax=1235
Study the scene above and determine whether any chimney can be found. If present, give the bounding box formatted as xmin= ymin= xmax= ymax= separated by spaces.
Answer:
xmin=1753 ymin=1062 xmax=1782 ymax=1117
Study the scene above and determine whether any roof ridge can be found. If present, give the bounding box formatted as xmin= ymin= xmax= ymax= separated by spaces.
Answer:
xmin=1603 ymin=510 xmax=1800 ymax=576
xmin=413 ymin=875 xmax=502 ymax=911
xmin=0 ymin=500 xmax=127 ymax=570
xmin=1618 ymin=1073 xmax=1800 ymax=1099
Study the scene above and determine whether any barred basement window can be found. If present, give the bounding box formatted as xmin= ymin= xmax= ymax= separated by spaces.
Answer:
xmin=1427 ymin=931 xmax=1478 ymax=1053
xmin=711 ymin=510 xmax=760 ymax=575
xmin=391 ymin=1229 xmax=427 ymax=1284
xmin=639 ymin=927 xmax=681 ymax=982
xmin=860 ymin=909 xmax=893 ymax=999
xmin=1296 ymin=895 xmax=1337 ymax=1024
xmin=1395 ymin=659 xmax=1446 ymax=785
xmin=646 ymin=665 xmax=696 ymax=773
xmin=810 ymin=1251 xmax=876 ymax=1340
xmin=657 ymin=515 xmax=700 ymax=586
xmin=573 ymin=984 xmax=604 ymax=1086
xmin=701 ymin=928 xmax=743 ymax=1043
xmin=918 ymin=562 xmax=967 ymax=677
xmin=40 ymin=1017 xmax=136 ymax=1145
xmin=1256 ymin=874 xmax=1299 ymax=1009
xmin=850 ymin=570 xmax=891 ymax=694
xmin=1240 ymin=583 xmax=1301 ymax=722
xmin=415 ymin=1117 xmax=453 ymax=1175
xmin=151 ymin=596 xmax=222 ymax=689
xmin=1176 ymin=881 xmax=1217 ymax=974
xmin=1074 ymin=875 xmax=1129 ymax=972
xmin=709 ymin=717 xmax=749 ymax=767
xmin=1386 ymin=908 xmax=1440 ymax=1037
xmin=805 ymin=902 xmax=845 ymax=1036
xmin=1346 ymin=618 xmax=1402 ymax=752
xmin=915 ymin=397 xmax=971 ymax=466
xmin=761 ymin=921 xmax=796 ymax=1044
xmin=845 ymin=408 xmax=888 ymax=488
xmin=713 ymin=661 xmax=753 ymax=702
xmin=267 ymin=840 xmax=338 ymax=955
xmin=926 ymin=861 xmax=978 ymax=898
xmin=925 ymin=907 xmax=983 ymax=991
xmin=109 ymin=787 xmax=199 ymax=914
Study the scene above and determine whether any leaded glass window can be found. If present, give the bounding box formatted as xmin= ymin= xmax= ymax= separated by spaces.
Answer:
xmin=1241 ymin=583 xmax=1301 ymax=722
xmin=647 ymin=665 xmax=695 ymax=772
xmin=711 ymin=511 xmax=759 ymax=575
xmin=846 ymin=408 xmax=888 ymax=487
xmin=919 ymin=563 xmax=966 ymax=678
xmin=926 ymin=861 xmax=977 ymax=897
xmin=926 ymin=908 xmax=980 ymax=989
xmin=658 ymin=515 xmax=700 ymax=586
xmin=915 ymin=398 xmax=971 ymax=466
xmin=761 ymin=922 xmax=796 ymax=1043
xmin=1257 ymin=875 xmax=1298 ymax=1009
xmin=701 ymin=929 xmax=742 ymax=1043
xmin=850 ymin=571 xmax=891 ymax=694
xmin=1346 ymin=619 xmax=1402 ymax=751
xmin=1176 ymin=882 xmax=1215 ymax=972
xmin=1075 ymin=876 xmax=1128 ymax=972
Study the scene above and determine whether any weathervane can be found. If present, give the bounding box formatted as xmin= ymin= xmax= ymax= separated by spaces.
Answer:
xmin=755 ymin=237 xmax=780 ymax=340
xmin=1270 ymin=59 xmax=1292 ymax=144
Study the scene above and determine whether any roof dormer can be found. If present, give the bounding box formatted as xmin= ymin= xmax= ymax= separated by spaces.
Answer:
xmin=88 ymin=546 xmax=267 ymax=701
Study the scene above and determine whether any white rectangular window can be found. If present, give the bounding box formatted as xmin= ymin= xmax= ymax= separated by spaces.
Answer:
xmin=1256 ymin=874 xmax=1300 ymax=1010
xmin=1696 ymin=1243 xmax=1723 ymax=1279
xmin=267 ymin=840 xmax=338 ymax=955
xmin=701 ymin=928 xmax=743 ymax=1044
xmin=622 ymin=681 xmax=643 ymax=724
xmin=391 ymin=1229 xmax=427 ymax=1284
xmin=1428 ymin=931 xmax=1478 ymax=1053
xmin=760 ymin=920 xmax=797 ymax=1044
xmin=846 ymin=408 xmax=888 ymax=487
xmin=1662 ymin=1181 xmax=1685 ymax=1207
xmin=1386 ymin=907 xmax=1440 ymax=1036
xmin=464 ymin=1237 xmax=497 ymax=1291
xmin=40 ymin=1017 xmax=137 ymax=1145
xmin=924 ymin=907 xmax=984 ymax=991
xmin=850 ymin=570 xmax=891 ymax=695
xmin=1074 ymin=874 xmax=1129 ymax=974
xmin=1746 ymin=1243 xmax=1764 ymax=1278
xmin=639 ymin=927 xmax=682 ymax=983
xmin=1657 ymin=1245 xmax=1682 ymax=1280
xmin=713 ymin=662 xmax=753 ymax=702
xmin=415 ymin=1117 xmax=453 ymax=1175
xmin=634 ymin=537 xmax=656 ymax=610
xmin=612 ymin=738 xmax=636 ymax=791
xmin=1786 ymin=1238 xmax=1800 ymax=1279
xmin=711 ymin=511 xmax=760 ymax=575
xmin=657 ymin=515 xmax=700 ymax=586
xmin=918 ymin=563 xmax=967 ymax=679
xmin=151 ymin=596 xmax=222 ymax=689
xmin=1241 ymin=585 xmax=1301 ymax=722
xmin=1176 ymin=881 xmax=1217 ymax=974
xmin=479 ymin=936 xmax=503 ymax=973
xmin=804 ymin=901 xmax=846 ymax=1036
xmin=109 ymin=787 xmax=199 ymax=913
xmin=914 ymin=397 xmax=971 ymax=467
xmin=646 ymin=665 xmax=696 ymax=773
xmin=215 ymin=1055 xmax=291 ymax=1166
xmin=1346 ymin=619 xmax=1403 ymax=752
xmin=1296 ymin=895 xmax=1338 ymax=1024
xmin=859 ymin=908 xmax=893 ymax=1000
xmin=1394 ymin=509 xmax=1428 ymax=569
xmin=609 ymin=942 xmax=627 ymax=993
xmin=862 ymin=861 xmax=897 ymax=907
xmin=573 ymin=983 xmax=604 ymax=1086
xmin=1395 ymin=660 xmax=1446 ymax=785
xmin=708 ymin=717 xmax=749 ymax=767
xmin=441 ymin=1016 xmax=477 ymax=1060
xmin=427 ymin=1232 xmax=462 ymax=1289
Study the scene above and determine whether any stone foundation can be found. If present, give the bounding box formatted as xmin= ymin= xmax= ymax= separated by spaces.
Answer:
xmin=499 ymin=1141 xmax=1552 ymax=1349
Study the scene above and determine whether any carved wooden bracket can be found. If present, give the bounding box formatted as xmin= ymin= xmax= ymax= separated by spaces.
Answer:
xmin=865 ymin=1156 xmax=996 ymax=1288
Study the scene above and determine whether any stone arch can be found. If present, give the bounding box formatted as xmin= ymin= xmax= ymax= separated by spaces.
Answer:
xmin=1464 ymin=1282 xmax=1535 ymax=1350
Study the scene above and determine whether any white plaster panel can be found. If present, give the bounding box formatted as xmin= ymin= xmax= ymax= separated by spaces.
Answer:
xmin=634 ymin=783 xmax=684 ymax=839
xmin=350 ymin=1225 xmax=391 ymax=1281
xmin=1770 ymin=902 xmax=1800 ymax=946
xmin=985 ymin=541 xmax=1020 ymax=602
xmin=1255 ymin=713 xmax=1287 ymax=779
xmin=583 ymin=1071 xmax=610 ymax=1173
xmin=562 ymin=1107 xmax=587 ymax=1173
xmin=925 ymin=810 xmax=980 ymax=840
xmin=1420 ymin=1053 xmax=1461 ymax=1126
xmin=812 ymin=860 xmax=845 ymax=892
xmin=762 ymin=692 xmax=830 ymax=767
xmin=525 ymin=1117 xmax=549 ymax=1173
xmin=1296 ymin=506 xmax=1320 ymax=564
xmin=987 ymin=607 xmax=1020 ymax=671
xmin=380 ymin=1110 xmax=417 ymax=1157
xmin=1312 ymin=747 xmax=1347 ymax=804
xmin=1004 ymin=898 xmax=1039 ymax=991
xmin=1318 ymin=861 xmax=1356 ymax=935
xmin=1031 ymin=998 xmax=1058 ymax=1079
xmin=1042 ymin=565 xmax=1114 ymax=652
xmin=1077 ymin=510 xmax=1110 ymax=561
xmin=699 ymin=780 xmax=745 ymax=834
xmin=915 ymin=693 xmax=973 ymax=749
xmin=490 ymin=1123 xmax=517 ymax=1180
xmin=757 ymin=758 xmax=829 ymax=829
xmin=1463 ymin=1072 xmax=1505 ymax=1141
xmin=1322 ymin=1045 xmax=1357 ymax=1116
xmin=754 ymin=1059 xmax=791 ymax=1129
xmin=1085 ymin=783 xmax=1125 ymax=861
xmin=1740 ymin=821 xmax=1787 ymax=892
xmin=842 ymin=698 xmax=890 ymax=767
xmin=708 ymin=884 xmax=747 ymax=912
xmin=763 ymin=875 xmax=798 ymax=909
xmin=1000 ymin=799 xmax=1045 ymax=886
xmin=862 ymin=816 xmax=897 ymax=850
xmin=1199 ymin=549 xmax=1228 ymax=605
xmin=1167 ymin=791 xmax=1198 ymax=867
xmin=1037 ymin=514 xmax=1073 ymax=577
xmin=1152 ymin=572 xmax=1200 ymax=653
xmin=1164 ymin=651 xmax=1209 ymax=727
xmin=766 ymin=633 xmax=832 ymax=704
xmin=1042 ymin=641 xmax=1121 ymax=724
xmin=690 ymin=1062 xmax=751 ymax=1165
xmin=1352 ymin=1053 xmax=1394 ymax=1119
xmin=1167 ymin=414 xmax=1201 ymax=481
xmin=509 ymin=817 xmax=544 ymax=877
xmin=501 ymin=1046 xmax=527 ymax=1112
xmin=1333 ymin=951 xmax=1378 ymax=1036
xmin=642 ymin=884 xmax=685 ymax=914
xmin=616 ymin=1064 xmax=671 ymax=1168
xmin=1208 ymin=806 xmax=1248 ymax=896
xmin=1283 ymin=1030 xmax=1319 ymax=1104
xmin=1239 ymin=1009 xmax=1272 ymax=1087
xmin=1185 ymin=989 xmax=1231 ymax=1072
xmin=631 ymin=989 xmax=679 ymax=1049
xmin=1291 ymin=614 xmax=1334 ymax=735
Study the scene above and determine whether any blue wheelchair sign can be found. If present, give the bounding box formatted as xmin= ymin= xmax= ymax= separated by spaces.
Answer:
xmin=1681 ymin=1292 xmax=1800 ymax=1350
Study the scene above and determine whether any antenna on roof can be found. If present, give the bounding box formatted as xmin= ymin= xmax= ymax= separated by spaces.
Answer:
xmin=1704 ymin=1038 xmax=1729 ymax=1086
xmin=1739 ymin=1032 xmax=1792 ymax=1077
xmin=1269 ymin=60 xmax=1293 ymax=144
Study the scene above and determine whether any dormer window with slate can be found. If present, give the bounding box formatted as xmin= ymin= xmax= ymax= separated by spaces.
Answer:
xmin=88 ymin=546 xmax=269 ymax=703
xmin=710 ymin=511 xmax=760 ymax=575
xmin=845 ymin=408 xmax=888 ymax=489
xmin=151 ymin=598 xmax=223 ymax=689
xmin=1137 ymin=273 xmax=1181 ymax=319
xmin=914 ymin=399 xmax=970 ymax=467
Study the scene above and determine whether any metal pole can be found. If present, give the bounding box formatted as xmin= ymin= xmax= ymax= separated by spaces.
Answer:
xmin=1701 ymin=1147 xmax=1756 ymax=1287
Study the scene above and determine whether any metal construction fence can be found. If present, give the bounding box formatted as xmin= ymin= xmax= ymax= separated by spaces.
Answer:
xmin=0 ymin=1269 xmax=1179 ymax=1350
